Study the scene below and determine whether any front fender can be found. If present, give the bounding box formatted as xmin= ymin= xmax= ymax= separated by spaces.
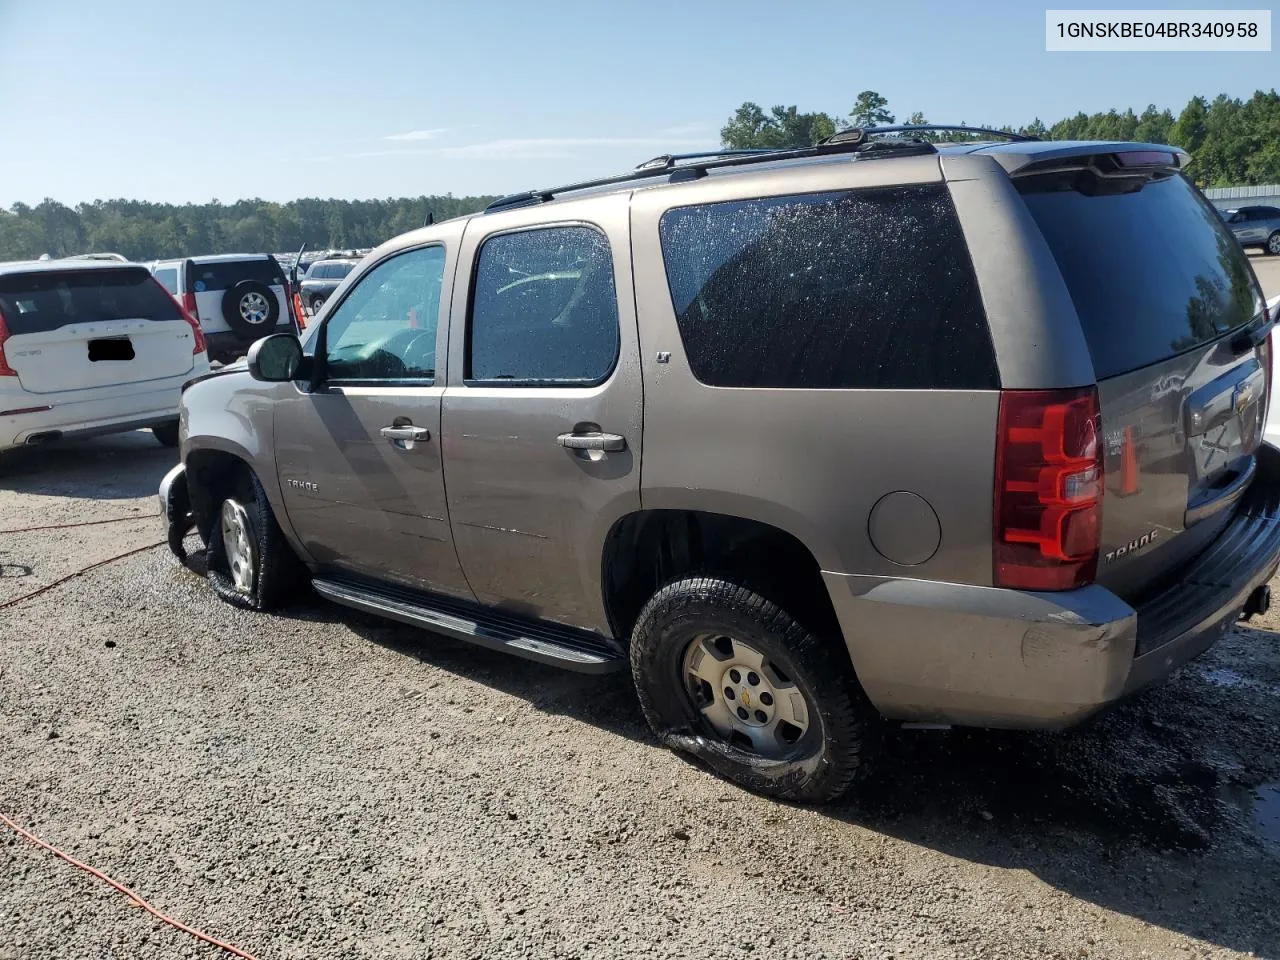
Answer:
xmin=180 ymin=371 xmax=301 ymax=554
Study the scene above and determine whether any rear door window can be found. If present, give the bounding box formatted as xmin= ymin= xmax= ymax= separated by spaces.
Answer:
xmin=1017 ymin=172 xmax=1264 ymax=379
xmin=467 ymin=226 xmax=620 ymax=384
xmin=657 ymin=184 xmax=997 ymax=389
xmin=188 ymin=258 xmax=286 ymax=293
xmin=0 ymin=267 xmax=183 ymax=335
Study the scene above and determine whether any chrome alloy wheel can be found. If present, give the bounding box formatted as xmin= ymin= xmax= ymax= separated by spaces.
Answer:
xmin=239 ymin=291 xmax=271 ymax=325
xmin=1269 ymin=232 xmax=1280 ymax=255
xmin=682 ymin=633 xmax=811 ymax=758
xmin=219 ymin=499 xmax=257 ymax=595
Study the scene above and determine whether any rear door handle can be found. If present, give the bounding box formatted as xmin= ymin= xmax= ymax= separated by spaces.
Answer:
xmin=381 ymin=424 xmax=431 ymax=449
xmin=557 ymin=432 xmax=626 ymax=452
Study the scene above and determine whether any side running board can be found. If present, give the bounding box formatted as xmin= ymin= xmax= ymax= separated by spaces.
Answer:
xmin=311 ymin=577 xmax=625 ymax=674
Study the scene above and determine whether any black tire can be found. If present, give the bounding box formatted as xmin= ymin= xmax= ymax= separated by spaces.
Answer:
xmin=629 ymin=577 xmax=876 ymax=804
xmin=310 ymin=295 xmax=325 ymax=314
xmin=221 ymin=280 xmax=280 ymax=340
xmin=151 ymin=422 xmax=180 ymax=448
xmin=1267 ymin=231 xmax=1280 ymax=257
xmin=205 ymin=466 xmax=302 ymax=611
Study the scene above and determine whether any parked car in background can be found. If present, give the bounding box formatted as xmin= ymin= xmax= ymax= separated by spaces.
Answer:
xmin=1224 ymin=205 xmax=1280 ymax=255
xmin=0 ymin=260 xmax=208 ymax=452
xmin=150 ymin=254 xmax=296 ymax=364
xmin=299 ymin=257 xmax=360 ymax=314
xmin=162 ymin=132 xmax=1280 ymax=804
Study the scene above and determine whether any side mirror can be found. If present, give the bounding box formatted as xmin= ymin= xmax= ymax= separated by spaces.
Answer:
xmin=1228 ymin=213 xmax=1244 ymax=223
xmin=247 ymin=334 xmax=304 ymax=382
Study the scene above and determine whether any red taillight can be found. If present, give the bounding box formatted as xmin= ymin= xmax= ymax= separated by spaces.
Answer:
xmin=994 ymin=387 xmax=1103 ymax=591
xmin=158 ymin=279 xmax=205 ymax=356
xmin=0 ymin=305 xmax=17 ymax=377
xmin=292 ymin=288 xmax=308 ymax=330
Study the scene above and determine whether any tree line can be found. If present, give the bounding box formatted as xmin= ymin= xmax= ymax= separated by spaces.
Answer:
xmin=0 ymin=195 xmax=497 ymax=263
xmin=721 ymin=89 xmax=1280 ymax=187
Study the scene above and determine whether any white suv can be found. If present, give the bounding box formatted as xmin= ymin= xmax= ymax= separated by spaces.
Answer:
xmin=150 ymin=254 xmax=296 ymax=364
xmin=0 ymin=260 xmax=209 ymax=452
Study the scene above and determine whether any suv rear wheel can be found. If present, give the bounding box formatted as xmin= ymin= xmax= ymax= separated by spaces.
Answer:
xmin=629 ymin=577 xmax=876 ymax=803
xmin=1268 ymin=231 xmax=1280 ymax=256
xmin=206 ymin=467 xmax=300 ymax=611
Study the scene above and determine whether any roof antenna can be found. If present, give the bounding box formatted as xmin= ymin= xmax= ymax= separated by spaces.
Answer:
xmin=424 ymin=210 xmax=434 ymax=227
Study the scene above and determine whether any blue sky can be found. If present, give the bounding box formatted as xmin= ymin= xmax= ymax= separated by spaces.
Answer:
xmin=0 ymin=0 xmax=1273 ymax=205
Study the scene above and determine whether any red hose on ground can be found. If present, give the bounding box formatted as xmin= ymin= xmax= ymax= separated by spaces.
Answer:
xmin=0 ymin=515 xmax=154 ymax=534
xmin=0 ymin=541 xmax=165 ymax=610
xmin=1 ymin=811 xmax=263 ymax=960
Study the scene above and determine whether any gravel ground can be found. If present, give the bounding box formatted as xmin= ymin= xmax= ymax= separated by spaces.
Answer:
xmin=2 ymin=258 xmax=1280 ymax=960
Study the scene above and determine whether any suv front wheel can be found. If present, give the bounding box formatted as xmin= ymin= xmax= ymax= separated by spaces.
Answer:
xmin=629 ymin=577 xmax=876 ymax=804
xmin=205 ymin=467 xmax=300 ymax=611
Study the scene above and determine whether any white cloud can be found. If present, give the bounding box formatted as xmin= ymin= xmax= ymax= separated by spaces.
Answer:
xmin=383 ymin=128 xmax=450 ymax=141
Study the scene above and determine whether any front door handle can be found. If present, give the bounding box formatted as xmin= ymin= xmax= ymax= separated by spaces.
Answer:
xmin=381 ymin=424 xmax=431 ymax=449
xmin=557 ymin=431 xmax=626 ymax=452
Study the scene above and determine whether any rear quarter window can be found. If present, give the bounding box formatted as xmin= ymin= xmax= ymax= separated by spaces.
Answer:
xmin=657 ymin=184 xmax=998 ymax=389
xmin=187 ymin=258 xmax=286 ymax=292
xmin=1017 ymin=172 xmax=1264 ymax=379
xmin=0 ymin=267 xmax=183 ymax=335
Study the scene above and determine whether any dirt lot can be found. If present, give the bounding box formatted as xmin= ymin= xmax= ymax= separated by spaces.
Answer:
xmin=2 ymin=259 xmax=1280 ymax=960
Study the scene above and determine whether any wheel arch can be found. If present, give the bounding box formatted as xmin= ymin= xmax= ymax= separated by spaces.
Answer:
xmin=601 ymin=508 xmax=844 ymax=654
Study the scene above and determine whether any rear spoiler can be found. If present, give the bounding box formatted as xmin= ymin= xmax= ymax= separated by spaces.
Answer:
xmin=974 ymin=141 xmax=1191 ymax=178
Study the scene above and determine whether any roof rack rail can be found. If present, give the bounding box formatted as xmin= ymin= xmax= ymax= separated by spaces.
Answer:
xmin=849 ymin=124 xmax=1037 ymax=143
xmin=483 ymin=133 xmax=936 ymax=214
xmin=635 ymin=149 xmax=775 ymax=171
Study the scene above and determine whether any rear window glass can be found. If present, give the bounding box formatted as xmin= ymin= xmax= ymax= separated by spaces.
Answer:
xmin=0 ymin=267 xmax=182 ymax=335
xmin=1018 ymin=173 xmax=1264 ymax=380
xmin=313 ymin=261 xmax=355 ymax=280
xmin=153 ymin=267 xmax=178 ymax=294
xmin=658 ymin=184 xmax=998 ymax=389
xmin=187 ymin=258 xmax=285 ymax=293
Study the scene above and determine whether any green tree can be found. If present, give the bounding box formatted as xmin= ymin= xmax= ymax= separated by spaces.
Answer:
xmin=720 ymin=102 xmax=837 ymax=148
xmin=849 ymin=90 xmax=894 ymax=128
xmin=1019 ymin=117 xmax=1048 ymax=139
xmin=1173 ymin=96 xmax=1209 ymax=154
xmin=1133 ymin=105 xmax=1175 ymax=145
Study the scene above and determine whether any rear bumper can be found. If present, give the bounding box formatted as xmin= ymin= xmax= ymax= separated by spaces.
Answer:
xmin=1 ymin=378 xmax=195 ymax=451
xmin=205 ymin=323 xmax=296 ymax=359
xmin=825 ymin=444 xmax=1280 ymax=729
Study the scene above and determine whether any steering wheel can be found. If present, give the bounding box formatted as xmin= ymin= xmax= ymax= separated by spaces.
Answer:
xmin=376 ymin=327 xmax=436 ymax=377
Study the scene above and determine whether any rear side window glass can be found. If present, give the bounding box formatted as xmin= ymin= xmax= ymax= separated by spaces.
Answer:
xmin=467 ymin=226 xmax=620 ymax=384
xmin=658 ymin=185 xmax=997 ymax=389
xmin=188 ymin=258 xmax=285 ymax=292
xmin=0 ymin=268 xmax=183 ymax=335
xmin=1018 ymin=172 xmax=1264 ymax=379
xmin=153 ymin=267 xmax=178 ymax=294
